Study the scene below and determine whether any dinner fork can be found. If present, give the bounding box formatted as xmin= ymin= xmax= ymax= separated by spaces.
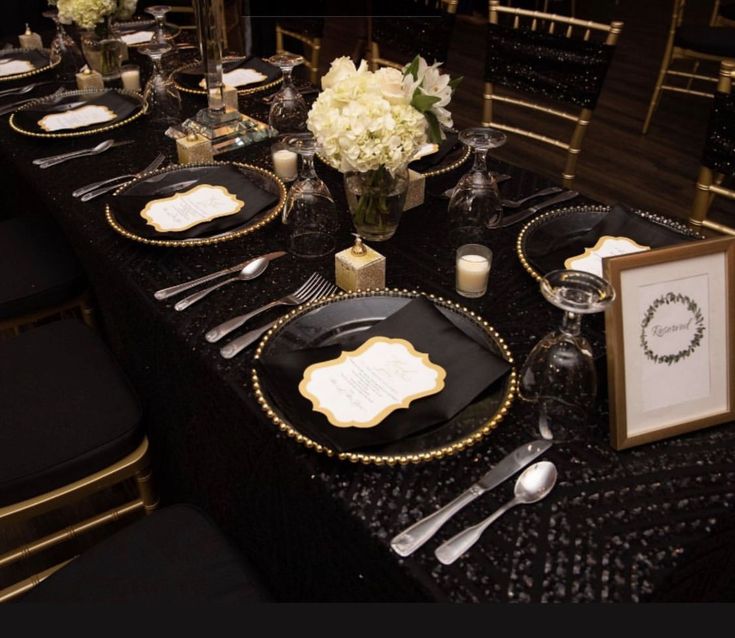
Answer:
xmin=73 ymin=153 xmax=167 ymax=200
xmin=219 ymin=283 xmax=340 ymax=359
xmin=0 ymin=87 xmax=65 ymax=116
xmin=205 ymin=272 xmax=331 ymax=343
xmin=0 ymin=83 xmax=36 ymax=98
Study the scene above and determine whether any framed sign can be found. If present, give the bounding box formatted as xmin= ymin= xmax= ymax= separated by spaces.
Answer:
xmin=604 ymin=236 xmax=735 ymax=450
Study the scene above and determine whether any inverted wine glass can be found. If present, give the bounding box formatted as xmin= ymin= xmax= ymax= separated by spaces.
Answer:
xmin=281 ymin=133 xmax=338 ymax=258
xmin=43 ymin=9 xmax=85 ymax=80
xmin=140 ymin=37 xmax=181 ymax=125
xmin=447 ymin=127 xmax=506 ymax=246
xmin=266 ymin=53 xmax=308 ymax=134
xmin=518 ymin=269 xmax=615 ymax=439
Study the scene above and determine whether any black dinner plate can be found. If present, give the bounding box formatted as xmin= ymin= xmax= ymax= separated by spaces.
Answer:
xmin=106 ymin=162 xmax=286 ymax=247
xmin=517 ymin=204 xmax=706 ymax=280
xmin=253 ymin=290 xmax=516 ymax=464
xmin=9 ymin=89 xmax=145 ymax=138
xmin=0 ymin=48 xmax=59 ymax=82
xmin=173 ymin=56 xmax=282 ymax=96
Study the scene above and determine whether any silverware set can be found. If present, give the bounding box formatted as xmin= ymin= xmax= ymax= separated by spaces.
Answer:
xmin=73 ymin=153 xmax=167 ymax=201
xmin=391 ymin=440 xmax=557 ymax=564
xmin=0 ymin=86 xmax=66 ymax=117
xmin=33 ymin=139 xmax=135 ymax=169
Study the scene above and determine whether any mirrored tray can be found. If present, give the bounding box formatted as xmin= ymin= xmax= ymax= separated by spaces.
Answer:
xmin=172 ymin=55 xmax=283 ymax=96
xmin=105 ymin=161 xmax=287 ymax=247
xmin=252 ymin=289 xmax=517 ymax=465
xmin=114 ymin=18 xmax=181 ymax=47
xmin=9 ymin=88 xmax=146 ymax=139
xmin=0 ymin=48 xmax=60 ymax=82
xmin=517 ymin=204 xmax=706 ymax=281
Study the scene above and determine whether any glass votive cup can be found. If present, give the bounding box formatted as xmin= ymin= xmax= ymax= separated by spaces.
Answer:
xmin=455 ymin=244 xmax=492 ymax=298
xmin=120 ymin=63 xmax=141 ymax=92
xmin=271 ymin=141 xmax=298 ymax=183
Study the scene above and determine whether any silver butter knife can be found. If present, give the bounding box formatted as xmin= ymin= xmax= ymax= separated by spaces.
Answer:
xmin=495 ymin=190 xmax=579 ymax=229
xmin=154 ymin=251 xmax=287 ymax=301
xmin=390 ymin=439 xmax=552 ymax=557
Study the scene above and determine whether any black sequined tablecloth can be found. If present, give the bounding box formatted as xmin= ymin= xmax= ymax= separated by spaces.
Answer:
xmin=1 ymin=75 xmax=734 ymax=603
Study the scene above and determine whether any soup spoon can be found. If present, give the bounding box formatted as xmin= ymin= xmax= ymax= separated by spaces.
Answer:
xmin=435 ymin=461 xmax=558 ymax=565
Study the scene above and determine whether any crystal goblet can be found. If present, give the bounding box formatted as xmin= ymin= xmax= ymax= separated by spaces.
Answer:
xmin=518 ymin=269 xmax=615 ymax=439
xmin=447 ymin=127 xmax=506 ymax=246
xmin=139 ymin=37 xmax=181 ymax=125
xmin=266 ymin=53 xmax=308 ymax=134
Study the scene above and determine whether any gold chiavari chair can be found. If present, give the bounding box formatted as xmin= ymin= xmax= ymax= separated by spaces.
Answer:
xmin=368 ymin=0 xmax=459 ymax=71
xmin=711 ymin=0 xmax=735 ymax=26
xmin=506 ymin=0 xmax=577 ymax=16
xmin=642 ymin=0 xmax=735 ymax=135
xmin=167 ymin=4 xmax=197 ymax=31
xmin=483 ymin=0 xmax=623 ymax=187
xmin=275 ymin=17 xmax=325 ymax=85
xmin=690 ymin=60 xmax=735 ymax=235
xmin=0 ymin=320 xmax=157 ymax=601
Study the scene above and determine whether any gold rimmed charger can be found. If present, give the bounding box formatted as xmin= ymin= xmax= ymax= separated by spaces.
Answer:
xmin=172 ymin=56 xmax=283 ymax=97
xmin=0 ymin=48 xmax=60 ymax=83
xmin=9 ymin=88 xmax=146 ymax=139
xmin=516 ymin=204 xmax=706 ymax=281
xmin=105 ymin=161 xmax=287 ymax=248
xmin=252 ymin=289 xmax=517 ymax=466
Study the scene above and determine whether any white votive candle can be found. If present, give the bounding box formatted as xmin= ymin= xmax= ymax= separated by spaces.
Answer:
xmin=456 ymin=244 xmax=492 ymax=298
xmin=272 ymin=148 xmax=298 ymax=182
xmin=121 ymin=65 xmax=141 ymax=92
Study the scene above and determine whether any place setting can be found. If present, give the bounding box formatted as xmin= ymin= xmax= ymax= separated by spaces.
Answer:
xmin=0 ymin=47 xmax=60 ymax=83
xmin=172 ymin=54 xmax=283 ymax=97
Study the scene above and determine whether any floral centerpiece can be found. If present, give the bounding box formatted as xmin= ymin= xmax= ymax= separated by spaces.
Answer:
xmin=307 ymin=56 xmax=460 ymax=240
xmin=48 ymin=0 xmax=138 ymax=77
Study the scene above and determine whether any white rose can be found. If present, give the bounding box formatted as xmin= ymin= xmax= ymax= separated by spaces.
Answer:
xmin=321 ymin=56 xmax=367 ymax=90
xmin=374 ymin=67 xmax=413 ymax=105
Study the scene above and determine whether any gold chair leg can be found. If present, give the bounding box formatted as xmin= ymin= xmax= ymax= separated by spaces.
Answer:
xmin=134 ymin=467 xmax=158 ymax=514
xmin=686 ymin=60 xmax=701 ymax=90
xmin=562 ymin=109 xmax=591 ymax=187
xmin=643 ymin=45 xmax=675 ymax=134
xmin=690 ymin=166 xmax=714 ymax=226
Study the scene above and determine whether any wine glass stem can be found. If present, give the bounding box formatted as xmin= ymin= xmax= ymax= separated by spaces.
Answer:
xmin=472 ymin=147 xmax=488 ymax=173
xmin=282 ymin=67 xmax=294 ymax=89
xmin=561 ymin=311 xmax=582 ymax=336
xmin=300 ymin=153 xmax=316 ymax=180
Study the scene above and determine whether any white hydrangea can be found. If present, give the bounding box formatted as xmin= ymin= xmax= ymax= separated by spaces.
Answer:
xmin=307 ymin=57 xmax=427 ymax=175
xmin=55 ymin=0 xmax=138 ymax=29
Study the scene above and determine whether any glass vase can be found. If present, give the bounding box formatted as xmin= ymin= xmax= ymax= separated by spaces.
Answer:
xmin=344 ymin=166 xmax=409 ymax=241
xmin=81 ymin=19 xmax=125 ymax=82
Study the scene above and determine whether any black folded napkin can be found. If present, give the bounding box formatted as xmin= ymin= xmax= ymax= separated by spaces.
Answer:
xmin=525 ymin=203 xmax=699 ymax=276
xmin=110 ymin=164 xmax=279 ymax=240
xmin=176 ymin=57 xmax=281 ymax=89
xmin=408 ymin=132 xmax=459 ymax=172
xmin=14 ymin=90 xmax=139 ymax=133
xmin=0 ymin=49 xmax=50 ymax=69
xmin=258 ymin=296 xmax=511 ymax=453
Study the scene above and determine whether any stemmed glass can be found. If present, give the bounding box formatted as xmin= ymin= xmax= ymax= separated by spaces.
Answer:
xmin=281 ymin=133 xmax=338 ymax=258
xmin=447 ymin=127 xmax=507 ymax=246
xmin=518 ymin=269 xmax=615 ymax=439
xmin=266 ymin=53 xmax=308 ymax=134
xmin=145 ymin=5 xmax=173 ymax=45
xmin=139 ymin=35 xmax=181 ymax=125
xmin=43 ymin=9 xmax=85 ymax=81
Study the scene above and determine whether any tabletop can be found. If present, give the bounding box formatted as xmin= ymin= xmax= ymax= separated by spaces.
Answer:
xmin=1 ymin=54 xmax=734 ymax=602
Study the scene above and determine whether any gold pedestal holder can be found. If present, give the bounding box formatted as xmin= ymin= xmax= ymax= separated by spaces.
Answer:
xmin=170 ymin=0 xmax=274 ymax=153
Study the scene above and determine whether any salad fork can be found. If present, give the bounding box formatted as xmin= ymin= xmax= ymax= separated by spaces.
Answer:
xmin=73 ymin=153 xmax=167 ymax=200
xmin=219 ymin=282 xmax=340 ymax=358
xmin=205 ymin=272 xmax=330 ymax=343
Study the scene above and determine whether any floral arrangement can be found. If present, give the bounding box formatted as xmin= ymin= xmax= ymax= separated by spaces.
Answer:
xmin=307 ymin=55 xmax=461 ymax=176
xmin=48 ymin=0 xmax=138 ymax=31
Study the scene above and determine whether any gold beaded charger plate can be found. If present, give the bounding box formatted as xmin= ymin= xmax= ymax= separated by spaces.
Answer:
xmin=105 ymin=161 xmax=287 ymax=247
xmin=9 ymin=89 xmax=146 ymax=139
xmin=0 ymin=48 xmax=60 ymax=82
xmin=516 ymin=204 xmax=706 ymax=281
xmin=172 ymin=55 xmax=283 ymax=97
xmin=252 ymin=289 xmax=516 ymax=465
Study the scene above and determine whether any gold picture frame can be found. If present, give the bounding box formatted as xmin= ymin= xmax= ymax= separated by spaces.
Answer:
xmin=604 ymin=236 xmax=735 ymax=450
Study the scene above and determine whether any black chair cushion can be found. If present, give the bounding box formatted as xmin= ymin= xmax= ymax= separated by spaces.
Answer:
xmin=0 ymin=216 xmax=85 ymax=320
xmin=0 ymin=320 xmax=142 ymax=507
xmin=22 ymin=505 xmax=273 ymax=603
xmin=675 ymin=26 xmax=735 ymax=58
xmin=720 ymin=3 xmax=735 ymax=21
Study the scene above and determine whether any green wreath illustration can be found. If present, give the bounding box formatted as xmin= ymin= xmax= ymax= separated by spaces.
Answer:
xmin=640 ymin=292 xmax=705 ymax=365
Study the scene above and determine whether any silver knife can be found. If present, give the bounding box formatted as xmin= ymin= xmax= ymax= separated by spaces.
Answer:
xmin=150 ymin=179 xmax=198 ymax=196
xmin=390 ymin=439 xmax=552 ymax=557
xmin=154 ymin=251 xmax=288 ymax=301
xmin=495 ymin=190 xmax=579 ymax=228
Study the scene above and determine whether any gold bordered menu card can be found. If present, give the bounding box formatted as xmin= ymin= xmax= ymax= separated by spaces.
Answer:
xmin=523 ymin=204 xmax=701 ymax=278
xmin=110 ymin=164 xmax=279 ymax=240
xmin=12 ymin=90 xmax=142 ymax=135
xmin=258 ymin=296 xmax=512 ymax=452
xmin=0 ymin=48 xmax=50 ymax=79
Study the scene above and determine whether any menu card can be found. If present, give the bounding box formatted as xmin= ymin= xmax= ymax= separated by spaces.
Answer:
xmin=199 ymin=68 xmax=267 ymax=88
xmin=140 ymin=184 xmax=244 ymax=233
xmin=120 ymin=31 xmax=155 ymax=45
xmin=565 ymin=235 xmax=650 ymax=277
xmin=0 ymin=59 xmax=35 ymax=76
xmin=37 ymin=104 xmax=117 ymax=132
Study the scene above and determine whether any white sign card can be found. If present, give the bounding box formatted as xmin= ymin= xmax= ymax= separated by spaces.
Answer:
xmin=565 ymin=235 xmax=650 ymax=278
xmin=37 ymin=104 xmax=117 ymax=132
xmin=120 ymin=31 xmax=155 ymax=45
xmin=198 ymin=68 xmax=267 ymax=88
xmin=299 ymin=336 xmax=446 ymax=428
xmin=0 ymin=59 xmax=35 ymax=76
xmin=140 ymin=184 xmax=244 ymax=233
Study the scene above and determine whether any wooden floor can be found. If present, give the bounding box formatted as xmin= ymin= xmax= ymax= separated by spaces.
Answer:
xmin=306 ymin=0 xmax=734 ymax=225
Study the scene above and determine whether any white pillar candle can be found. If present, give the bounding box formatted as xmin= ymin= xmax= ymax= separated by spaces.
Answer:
xmin=456 ymin=253 xmax=491 ymax=297
xmin=19 ymin=24 xmax=43 ymax=50
xmin=121 ymin=66 xmax=141 ymax=92
xmin=76 ymin=67 xmax=104 ymax=90
xmin=272 ymin=149 xmax=298 ymax=182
